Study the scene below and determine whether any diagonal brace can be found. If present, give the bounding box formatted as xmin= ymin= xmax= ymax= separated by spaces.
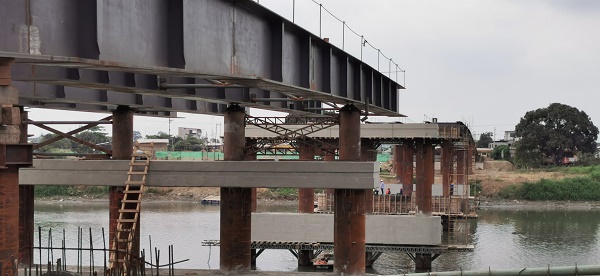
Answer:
xmin=33 ymin=116 xmax=113 ymax=150
xmin=33 ymin=123 xmax=113 ymax=155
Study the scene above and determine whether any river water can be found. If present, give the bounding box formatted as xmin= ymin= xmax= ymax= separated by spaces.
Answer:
xmin=34 ymin=201 xmax=600 ymax=274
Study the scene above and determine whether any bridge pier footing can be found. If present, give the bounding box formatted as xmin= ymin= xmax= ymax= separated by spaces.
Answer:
xmin=414 ymin=253 xmax=433 ymax=272
xmin=298 ymin=250 xmax=314 ymax=266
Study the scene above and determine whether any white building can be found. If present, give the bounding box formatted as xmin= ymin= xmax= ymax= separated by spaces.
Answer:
xmin=178 ymin=127 xmax=203 ymax=140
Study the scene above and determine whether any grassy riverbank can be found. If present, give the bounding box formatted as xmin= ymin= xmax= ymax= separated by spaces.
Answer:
xmin=496 ymin=165 xmax=600 ymax=201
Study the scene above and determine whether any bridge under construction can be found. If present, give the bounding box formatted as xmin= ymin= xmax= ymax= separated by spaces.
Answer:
xmin=0 ymin=0 xmax=475 ymax=275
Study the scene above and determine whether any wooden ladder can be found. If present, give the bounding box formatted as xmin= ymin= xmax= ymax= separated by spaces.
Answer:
xmin=109 ymin=143 xmax=152 ymax=273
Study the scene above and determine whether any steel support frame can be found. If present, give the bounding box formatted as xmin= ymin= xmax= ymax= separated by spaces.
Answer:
xmin=0 ymin=0 xmax=402 ymax=117
xmin=415 ymin=139 xmax=434 ymax=215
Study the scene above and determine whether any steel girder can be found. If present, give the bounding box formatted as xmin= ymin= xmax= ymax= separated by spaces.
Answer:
xmin=0 ymin=0 xmax=404 ymax=117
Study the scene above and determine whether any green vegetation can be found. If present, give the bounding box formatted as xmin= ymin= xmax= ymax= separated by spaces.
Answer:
xmin=515 ymin=103 xmax=598 ymax=167
xmin=497 ymin=169 xmax=600 ymax=201
xmin=470 ymin=179 xmax=482 ymax=195
xmin=35 ymin=185 xmax=108 ymax=197
xmin=476 ymin=132 xmax=493 ymax=148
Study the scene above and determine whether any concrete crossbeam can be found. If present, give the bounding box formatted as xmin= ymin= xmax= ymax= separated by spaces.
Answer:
xmin=251 ymin=213 xmax=442 ymax=245
xmin=19 ymin=160 xmax=378 ymax=189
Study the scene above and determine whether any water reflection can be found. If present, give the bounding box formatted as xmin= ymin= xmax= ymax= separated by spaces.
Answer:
xmin=34 ymin=202 xmax=600 ymax=273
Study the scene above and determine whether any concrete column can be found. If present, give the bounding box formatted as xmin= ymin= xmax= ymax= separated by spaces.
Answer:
xmin=110 ymin=106 xmax=134 ymax=260
xmin=0 ymin=58 xmax=19 ymax=276
xmin=415 ymin=139 xmax=433 ymax=215
xmin=400 ymin=143 xmax=414 ymax=196
xmin=18 ymin=109 xmax=34 ymax=267
xmin=456 ymin=149 xmax=465 ymax=185
xmin=334 ymin=104 xmax=365 ymax=275
xmin=441 ymin=142 xmax=454 ymax=197
xmin=361 ymin=139 xmax=376 ymax=214
xmin=220 ymin=104 xmax=252 ymax=272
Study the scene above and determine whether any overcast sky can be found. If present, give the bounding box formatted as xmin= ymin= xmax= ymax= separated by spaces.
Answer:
xmin=27 ymin=0 xmax=600 ymax=141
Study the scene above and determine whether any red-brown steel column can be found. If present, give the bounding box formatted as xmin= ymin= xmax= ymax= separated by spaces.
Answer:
xmin=298 ymin=145 xmax=316 ymax=266
xmin=361 ymin=139 xmax=376 ymax=214
xmin=18 ymin=109 xmax=34 ymax=267
xmin=415 ymin=139 xmax=434 ymax=215
xmin=110 ymin=106 xmax=134 ymax=260
xmin=334 ymin=104 xmax=365 ymax=275
xmin=400 ymin=143 xmax=414 ymax=196
xmin=441 ymin=142 xmax=454 ymax=197
xmin=244 ymin=150 xmax=258 ymax=213
xmin=220 ymin=104 xmax=252 ymax=272
xmin=393 ymin=144 xmax=402 ymax=183
xmin=322 ymin=148 xmax=336 ymax=196
xmin=0 ymin=58 xmax=19 ymax=275
xmin=298 ymin=146 xmax=315 ymax=213
xmin=456 ymin=149 xmax=466 ymax=185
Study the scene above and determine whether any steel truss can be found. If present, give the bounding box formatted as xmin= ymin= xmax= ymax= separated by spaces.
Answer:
xmin=245 ymin=116 xmax=339 ymax=156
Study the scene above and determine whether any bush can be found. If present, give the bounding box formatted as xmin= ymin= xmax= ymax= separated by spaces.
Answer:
xmin=497 ymin=177 xmax=600 ymax=201
xmin=35 ymin=185 xmax=81 ymax=197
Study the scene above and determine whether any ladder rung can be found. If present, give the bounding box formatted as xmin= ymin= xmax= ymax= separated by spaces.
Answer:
xmin=130 ymin=163 xmax=147 ymax=166
xmin=118 ymin=209 xmax=138 ymax=213
xmin=117 ymin=239 xmax=131 ymax=243
xmin=122 ymin=199 xmax=142 ymax=203
xmin=117 ymin=228 xmax=134 ymax=232
xmin=117 ymin=219 xmax=136 ymax=223
xmin=128 ymin=171 xmax=147 ymax=175
xmin=126 ymin=181 xmax=145 ymax=185
xmin=124 ymin=190 xmax=142 ymax=194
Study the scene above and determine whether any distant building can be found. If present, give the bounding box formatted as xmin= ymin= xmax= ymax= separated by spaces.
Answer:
xmin=137 ymin=139 xmax=169 ymax=152
xmin=489 ymin=130 xmax=518 ymax=149
xmin=178 ymin=127 xmax=203 ymax=140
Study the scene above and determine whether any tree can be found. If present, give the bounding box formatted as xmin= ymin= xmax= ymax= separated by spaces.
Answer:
xmin=133 ymin=131 xmax=142 ymax=142
xmin=146 ymin=131 xmax=182 ymax=150
xmin=491 ymin=145 xmax=511 ymax=160
xmin=515 ymin=103 xmax=598 ymax=167
xmin=173 ymin=135 xmax=205 ymax=151
xmin=73 ymin=126 xmax=110 ymax=153
xmin=476 ymin=132 xmax=493 ymax=148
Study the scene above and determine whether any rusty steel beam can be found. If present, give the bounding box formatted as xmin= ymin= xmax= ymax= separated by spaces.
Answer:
xmin=334 ymin=104 xmax=366 ymax=275
xmin=415 ymin=139 xmax=434 ymax=215
xmin=221 ymin=104 xmax=252 ymax=273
